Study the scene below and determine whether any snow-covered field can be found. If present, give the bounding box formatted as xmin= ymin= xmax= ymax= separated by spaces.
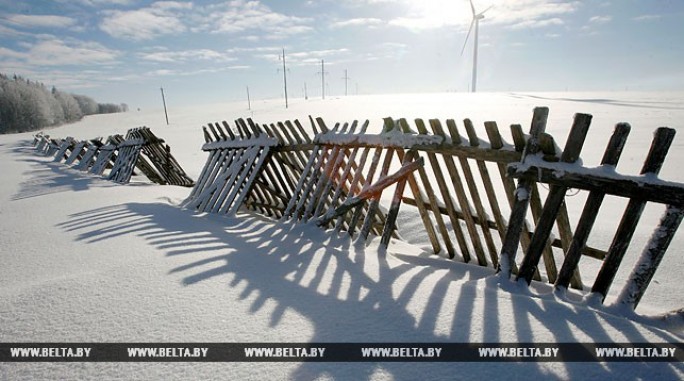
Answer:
xmin=1 ymin=92 xmax=683 ymax=380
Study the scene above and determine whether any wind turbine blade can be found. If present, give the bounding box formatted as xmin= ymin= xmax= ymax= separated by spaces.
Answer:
xmin=469 ymin=0 xmax=476 ymax=16
xmin=480 ymin=4 xmax=494 ymax=15
xmin=461 ymin=19 xmax=475 ymax=56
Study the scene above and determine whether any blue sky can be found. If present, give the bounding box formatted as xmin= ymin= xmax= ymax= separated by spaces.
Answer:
xmin=1 ymin=0 xmax=682 ymax=109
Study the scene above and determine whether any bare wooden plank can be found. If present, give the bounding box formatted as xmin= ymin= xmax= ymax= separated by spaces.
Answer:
xmin=221 ymin=121 xmax=236 ymax=140
xmin=360 ymin=147 xmax=395 ymax=240
xmin=381 ymin=153 xmax=422 ymax=248
xmin=617 ymin=205 xmax=684 ymax=309
xmin=303 ymin=122 xmax=349 ymax=221
xmin=429 ymin=119 xmax=472 ymax=260
xmin=334 ymin=145 xmax=372 ymax=232
xmin=414 ymin=118 xmax=458 ymax=259
xmin=313 ymin=121 xmax=360 ymax=219
xmin=497 ymin=107 xmax=549 ymax=277
xmin=516 ymin=112 xmax=593 ymax=285
xmin=462 ymin=118 xmax=500 ymax=267
xmin=555 ymin=123 xmax=632 ymax=290
xmin=320 ymin=156 xmax=423 ymax=226
xmin=293 ymin=119 xmax=313 ymax=143
xmin=483 ymin=122 xmax=513 ymax=240
xmin=434 ymin=119 xmax=487 ymax=264
xmin=322 ymin=121 xmax=370 ymax=227
xmin=591 ymin=127 xmax=677 ymax=301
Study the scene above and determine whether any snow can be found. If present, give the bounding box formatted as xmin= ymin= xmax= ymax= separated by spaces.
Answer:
xmin=1 ymin=92 xmax=684 ymax=380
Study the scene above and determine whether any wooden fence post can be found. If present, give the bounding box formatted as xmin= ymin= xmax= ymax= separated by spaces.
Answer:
xmin=497 ymin=107 xmax=548 ymax=278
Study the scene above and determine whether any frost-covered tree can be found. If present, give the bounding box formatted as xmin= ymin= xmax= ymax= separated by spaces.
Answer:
xmin=73 ymin=94 xmax=99 ymax=115
xmin=0 ymin=73 xmax=126 ymax=134
xmin=54 ymin=90 xmax=83 ymax=122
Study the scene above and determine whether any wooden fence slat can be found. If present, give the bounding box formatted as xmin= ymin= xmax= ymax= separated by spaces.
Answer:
xmin=322 ymin=121 xmax=370 ymax=227
xmin=482 ymin=122 xmax=513 ymax=240
xmin=429 ymin=119 xmax=472 ymax=260
xmin=334 ymin=146 xmax=372 ymax=232
xmin=497 ymin=107 xmax=549 ymax=277
xmin=444 ymin=118 xmax=490 ymax=265
xmin=591 ymin=127 xmax=677 ymax=300
xmin=438 ymin=119 xmax=488 ymax=264
xmin=380 ymin=153 xmax=423 ymax=248
xmin=414 ymin=118 xmax=457 ymax=259
xmin=555 ymin=123 xmax=631 ymax=290
xmin=313 ymin=121 xmax=359 ymax=219
xmin=463 ymin=118 xmax=500 ymax=266
xmin=516 ymin=113 xmax=593 ymax=284
xmin=359 ymin=147 xmax=395 ymax=240
xmin=209 ymin=148 xmax=251 ymax=213
xmin=192 ymin=149 xmax=242 ymax=211
xmin=300 ymin=122 xmax=346 ymax=221
xmin=64 ymin=141 xmax=86 ymax=165
xmin=617 ymin=205 xmax=684 ymax=309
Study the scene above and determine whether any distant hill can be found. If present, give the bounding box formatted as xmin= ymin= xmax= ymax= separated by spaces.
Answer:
xmin=0 ymin=73 xmax=128 ymax=134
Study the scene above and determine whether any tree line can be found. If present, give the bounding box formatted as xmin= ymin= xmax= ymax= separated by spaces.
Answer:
xmin=0 ymin=73 xmax=128 ymax=134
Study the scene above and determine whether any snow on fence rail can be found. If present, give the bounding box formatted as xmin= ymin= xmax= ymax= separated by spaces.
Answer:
xmin=33 ymin=127 xmax=194 ymax=187
xmin=183 ymin=118 xmax=396 ymax=242
xmin=501 ymin=107 xmax=684 ymax=310
xmin=185 ymin=114 xmax=611 ymax=287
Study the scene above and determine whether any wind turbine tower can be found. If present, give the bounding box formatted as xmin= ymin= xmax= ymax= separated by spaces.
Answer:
xmin=462 ymin=0 xmax=492 ymax=93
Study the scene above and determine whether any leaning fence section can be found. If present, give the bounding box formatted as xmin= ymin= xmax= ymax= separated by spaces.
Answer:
xmin=499 ymin=107 xmax=684 ymax=310
xmin=185 ymin=114 xmax=612 ymax=288
xmin=32 ymin=127 xmax=193 ymax=187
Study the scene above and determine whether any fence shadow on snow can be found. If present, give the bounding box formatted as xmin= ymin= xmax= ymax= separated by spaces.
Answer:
xmin=56 ymin=200 xmax=683 ymax=380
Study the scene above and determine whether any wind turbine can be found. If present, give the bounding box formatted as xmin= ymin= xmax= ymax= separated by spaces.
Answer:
xmin=461 ymin=0 xmax=492 ymax=92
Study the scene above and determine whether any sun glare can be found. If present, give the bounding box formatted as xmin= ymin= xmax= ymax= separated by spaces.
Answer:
xmin=404 ymin=0 xmax=472 ymax=29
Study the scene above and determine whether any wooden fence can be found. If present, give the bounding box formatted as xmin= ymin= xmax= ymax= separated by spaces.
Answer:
xmin=186 ymin=113 xmax=616 ymax=288
xmin=33 ymin=127 xmax=194 ymax=187
xmin=33 ymin=108 xmax=683 ymax=309
xmin=501 ymin=107 xmax=684 ymax=310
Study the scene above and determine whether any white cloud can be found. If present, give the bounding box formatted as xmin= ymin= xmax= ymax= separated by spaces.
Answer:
xmin=258 ymin=48 xmax=350 ymax=66
xmin=331 ymin=18 xmax=384 ymax=29
xmin=140 ymin=49 xmax=236 ymax=63
xmin=0 ymin=23 xmax=28 ymax=37
xmin=510 ymin=17 xmax=564 ymax=29
xmin=3 ymin=14 xmax=77 ymax=29
xmin=633 ymin=14 xmax=661 ymax=22
xmin=58 ymin=0 xmax=133 ymax=6
xmin=100 ymin=2 xmax=192 ymax=41
xmin=146 ymin=66 xmax=248 ymax=77
xmin=386 ymin=0 xmax=580 ymax=32
xmin=198 ymin=0 xmax=313 ymax=39
xmin=0 ymin=37 xmax=120 ymax=66
xmin=589 ymin=15 xmax=612 ymax=24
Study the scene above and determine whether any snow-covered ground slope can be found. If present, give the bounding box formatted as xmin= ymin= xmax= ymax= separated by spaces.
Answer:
xmin=1 ymin=92 xmax=683 ymax=380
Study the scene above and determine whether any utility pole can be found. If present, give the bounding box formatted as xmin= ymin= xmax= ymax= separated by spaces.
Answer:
xmin=304 ymin=82 xmax=308 ymax=100
xmin=320 ymin=59 xmax=326 ymax=99
xmin=246 ymin=85 xmax=251 ymax=110
xmin=160 ymin=86 xmax=169 ymax=125
xmin=280 ymin=48 xmax=289 ymax=108
xmin=342 ymin=69 xmax=351 ymax=96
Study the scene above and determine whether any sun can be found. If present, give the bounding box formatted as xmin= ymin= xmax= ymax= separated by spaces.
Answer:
xmin=403 ymin=0 xmax=474 ymax=29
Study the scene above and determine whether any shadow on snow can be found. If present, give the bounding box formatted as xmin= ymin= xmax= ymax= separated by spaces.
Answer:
xmin=56 ymin=200 xmax=683 ymax=380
